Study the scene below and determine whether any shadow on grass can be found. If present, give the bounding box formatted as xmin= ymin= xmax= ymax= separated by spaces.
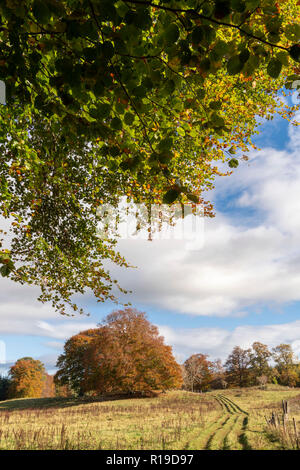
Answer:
xmin=238 ymin=417 xmax=252 ymax=450
xmin=0 ymin=391 xmax=163 ymax=411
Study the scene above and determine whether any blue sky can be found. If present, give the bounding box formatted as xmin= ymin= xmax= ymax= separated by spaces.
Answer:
xmin=1 ymin=94 xmax=300 ymax=373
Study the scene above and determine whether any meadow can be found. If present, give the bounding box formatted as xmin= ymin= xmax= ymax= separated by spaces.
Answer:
xmin=0 ymin=386 xmax=300 ymax=450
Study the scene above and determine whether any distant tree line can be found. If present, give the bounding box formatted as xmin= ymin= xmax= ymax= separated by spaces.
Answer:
xmin=183 ymin=342 xmax=300 ymax=392
xmin=1 ymin=310 xmax=300 ymax=401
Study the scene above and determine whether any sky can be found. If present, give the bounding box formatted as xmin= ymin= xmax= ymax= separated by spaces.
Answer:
xmin=1 ymin=95 xmax=300 ymax=374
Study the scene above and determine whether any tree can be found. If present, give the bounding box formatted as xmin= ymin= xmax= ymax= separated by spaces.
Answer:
xmin=224 ymin=346 xmax=251 ymax=387
xmin=272 ymin=344 xmax=296 ymax=371
xmin=0 ymin=1 xmax=299 ymax=314
xmin=41 ymin=373 xmax=56 ymax=398
xmin=272 ymin=343 xmax=298 ymax=386
xmin=256 ymin=374 xmax=268 ymax=389
xmin=8 ymin=357 xmax=46 ymax=398
xmin=211 ymin=358 xmax=227 ymax=389
xmin=279 ymin=368 xmax=298 ymax=387
xmin=183 ymin=353 xmax=214 ymax=392
xmin=250 ymin=342 xmax=272 ymax=378
xmin=0 ymin=375 xmax=11 ymax=400
xmin=55 ymin=382 xmax=74 ymax=398
xmin=55 ymin=308 xmax=183 ymax=394
xmin=55 ymin=328 xmax=101 ymax=396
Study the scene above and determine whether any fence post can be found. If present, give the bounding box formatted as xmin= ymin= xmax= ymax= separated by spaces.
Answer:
xmin=293 ymin=418 xmax=299 ymax=450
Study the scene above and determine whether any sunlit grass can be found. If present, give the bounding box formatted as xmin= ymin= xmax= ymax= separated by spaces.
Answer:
xmin=0 ymin=386 xmax=300 ymax=450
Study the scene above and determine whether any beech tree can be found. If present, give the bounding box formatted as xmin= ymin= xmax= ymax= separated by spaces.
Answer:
xmin=55 ymin=308 xmax=183 ymax=394
xmin=55 ymin=328 xmax=101 ymax=395
xmin=0 ymin=1 xmax=299 ymax=314
xmin=224 ymin=346 xmax=251 ymax=387
xmin=211 ymin=358 xmax=227 ymax=389
xmin=8 ymin=357 xmax=46 ymax=398
xmin=183 ymin=353 xmax=214 ymax=392
xmin=272 ymin=343 xmax=298 ymax=386
xmin=250 ymin=341 xmax=272 ymax=378
xmin=272 ymin=343 xmax=297 ymax=370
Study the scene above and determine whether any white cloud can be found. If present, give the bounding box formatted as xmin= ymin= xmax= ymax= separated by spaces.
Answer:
xmin=35 ymin=320 xmax=97 ymax=339
xmin=158 ymin=320 xmax=300 ymax=362
xmin=103 ymin=116 xmax=300 ymax=317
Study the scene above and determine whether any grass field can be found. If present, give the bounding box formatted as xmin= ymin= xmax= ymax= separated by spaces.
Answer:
xmin=0 ymin=386 xmax=300 ymax=450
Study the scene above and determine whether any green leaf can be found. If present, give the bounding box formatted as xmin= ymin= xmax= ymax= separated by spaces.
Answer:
xmin=32 ymin=0 xmax=51 ymax=24
xmin=285 ymin=24 xmax=300 ymax=42
xmin=230 ymin=0 xmax=246 ymax=13
xmin=289 ymin=45 xmax=300 ymax=63
xmin=98 ymin=103 xmax=111 ymax=119
xmin=201 ymin=26 xmax=216 ymax=44
xmin=111 ymin=117 xmax=122 ymax=130
xmin=276 ymin=51 xmax=290 ymax=66
xmin=228 ymin=158 xmax=239 ymax=168
xmin=209 ymin=101 xmax=222 ymax=110
xmin=191 ymin=26 xmax=203 ymax=45
xmin=239 ymin=48 xmax=250 ymax=64
xmin=267 ymin=58 xmax=282 ymax=79
xmin=158 ymin=137 xmax=173 ymax=152
xmin=214 ymin=1 xmax=231 ymax=19
xmin=162 ymin=79 xmax=176 ymax=95
xmin=210 ymin=113 xmax=225 ymax=128
xmin=0 ymin=265 xmax=10 ymax=277
xmin=164 ymin=24 xmax=180 ymax=44
xmin=186 ymin=193 xmax=199 ymax=203
xmin=133 ymin=85 xmax=147 ymax=98
xmin=158 ymin=152 xmax=172 ymax=164
xmin=227 ymin=56 xmax=244 ymax=75
xmin=163 ymin=189 xmax=180 ymax=204
xmin=124 ymin=113 xmax=135 ymax=125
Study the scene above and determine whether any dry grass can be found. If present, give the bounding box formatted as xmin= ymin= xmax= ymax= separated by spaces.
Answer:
xmin=209 ymin=386 xmax=300 ymax=450
xmin=0 ymin=391 xmax=219 ymax=450
xmin=1 ymin=386 xmax=300 ymax=450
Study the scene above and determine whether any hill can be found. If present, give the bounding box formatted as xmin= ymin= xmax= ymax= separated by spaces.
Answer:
xmin=0 ymin=387 xmax=300 ymax=450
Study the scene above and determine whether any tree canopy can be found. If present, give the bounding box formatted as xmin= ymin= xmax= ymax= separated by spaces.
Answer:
xmin=8 ymin=357 xmax=46 ymax=398
xmin=0 ymin=375 xmax=11 ymax=400
xmin=183 ymin=353 xmax=214 ymax=392
xmin=54 ymin=308 xmax=183 ymax=394
xmin=0 ymin=0 xmax=299 ymax=313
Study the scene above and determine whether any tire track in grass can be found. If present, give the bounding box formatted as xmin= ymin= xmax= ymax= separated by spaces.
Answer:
xmin=207 ymin=414 xmax=240 ymax=450
xmin=218 ymin=395 xmax=252 ymax=450
xmin=222 ymin=415 xmax=242 ymax=450
xmin=187 ymin=396 xmax=227 ymax=449
xmin=204 ymin=395 xmax=251 ymax=450
xmin=206 ymin=396 xmax=241 ymax=450
xmin=187 ymin=393 xmax=252 ymax=450
xmin=219 ymin=394 xmax=249 ymax=415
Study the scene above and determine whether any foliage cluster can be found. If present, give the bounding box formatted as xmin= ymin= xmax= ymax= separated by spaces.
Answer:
xmin=0 ymin=1 xmax=299 ymax=313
